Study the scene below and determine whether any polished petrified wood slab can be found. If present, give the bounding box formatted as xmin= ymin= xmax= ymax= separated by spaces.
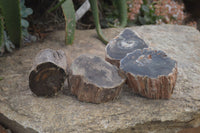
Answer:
xmin=105 ymin=28 xmax=148 ymax=67
xmin=120 ymin=48 xmax=178 ymax=99
xmin=69 ymin=54 xmax=126 ymax=103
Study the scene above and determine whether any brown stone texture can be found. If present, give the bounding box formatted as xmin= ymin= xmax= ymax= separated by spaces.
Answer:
xmin=0 ymin=125 xmax=8 ymax=133
xmin=105 ymin=28 xmax=148 ymax=68
xmin=29 ymin=49 xmax=67 ymax=96
xmin=105 ymin=55 xmax=120 ymax=68
xmin=127 ymin=66 xmax=178 ymax=99
xmin=0 ymin=25 xmax=200 ymax=132
xmin=120 ymin=48 xmax=178 ymax=99
xmin=69 ymin=55 xmax=125 ymax=103
xmin=178 ymin=125 xmax=200 ymax=133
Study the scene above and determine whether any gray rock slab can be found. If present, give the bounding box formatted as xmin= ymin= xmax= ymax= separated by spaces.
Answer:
xmin=0 ymin=24 xmax=200 ymax=133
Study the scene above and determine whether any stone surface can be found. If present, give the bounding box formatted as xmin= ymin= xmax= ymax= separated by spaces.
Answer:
xmin=0 ymin=24 xmax=200 ymax=133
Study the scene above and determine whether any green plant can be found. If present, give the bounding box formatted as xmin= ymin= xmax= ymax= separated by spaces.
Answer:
xmin=0 ymin=31 xmax=15 ymax=54
xmin=127 ymin=0 xmax=143 ymax=21
xmin=89 ymin=0 xmax=108 ymax=44
xmin=115 ymin=0 xmax=128 ymax=27
xmin=137 ymin=0 xmax=162 ymax=25
xmin=89 ymin=0 xmax=128 ymax=44
xmin=127 ymin=0 xmax=185 ymax=25
xmin=100 ymin=0 xmax=127 ymax=28
xmin=0 ymin=15 xmax=3 ymax=49
xmin=0 ymin=0 xmax=21 ymax=48
xmin=60 ymin=0 xmax=75 ymax=45
xmin=0 ymin=14 xmax=15 ymax=54
xmin=154 ymin=0 xmax=185 ymax=25
xmin=48 ymin=0 xmax=75 ymax=45
xmin=20 ymin=0 xmax=33 ymax=38
xmin=0 ymin=16 xmax=15 ymax=54
xmin=100 ymin=1 xmax=119 ymax=28
xmin=49 ymin=0 xmax=128 ymax=45
xmin=0 ymin=0 xmax=34 ymax=55
xmin=0 ymin=0 xmax=21 ymax=54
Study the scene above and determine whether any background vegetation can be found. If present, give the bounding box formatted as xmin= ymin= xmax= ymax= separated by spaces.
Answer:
xmin=0 ymin=0 xmax=199 ymax=55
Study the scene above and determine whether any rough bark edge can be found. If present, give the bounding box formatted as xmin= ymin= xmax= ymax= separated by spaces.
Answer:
xmin=29 ymin=62 xmax=67 ymax=97
xmin=30 ymin=49 xmax=68 ymax=75
xmin=105 ymin=29 xmax=148 ymax=68
xmin=126 ymin=64 xmax=178 ymax=99
xmin=69 ymin=75 xmax=124 ymax=103
xmin=29 ymin=48 xmax=68 ymax=97
xmin=105 ymin=54 xmax=120 ymax=68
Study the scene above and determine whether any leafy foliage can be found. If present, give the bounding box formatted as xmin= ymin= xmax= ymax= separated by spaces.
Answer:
xmin=0 ymin=0 xmax=35 ymax=55
xmin=127 ymin=0 xmax=186 ymax=25
xmin=20 ymin=0 xmax=33 ymax=38
xmin=20 ymin=0 xmax=36 ymax=43
xmin=0 ymin=30 xmax=15 ymax=55
xmin=100 ymin=1 xmax=120 ymax=28
xmin=137 ymin=0 xmax=162 ymax=25
xmin=153 ymin=0 xmax=185 ymax=25
xmin=100 ymin=0 xmax=127 ymax=28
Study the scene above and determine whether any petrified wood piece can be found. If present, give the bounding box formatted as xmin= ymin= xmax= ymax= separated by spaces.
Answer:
xmin=69 ymin=54 xmax=126 ymax=103
xmin=29 ymin=49 xmax=67 ymax=96
xmin=0 ymin=124 xmax=8 ymax=133
xmin=105 ymin=28 xmax=148 ymax=67
xmin=120 ymin=48 xmax=178 ymax=99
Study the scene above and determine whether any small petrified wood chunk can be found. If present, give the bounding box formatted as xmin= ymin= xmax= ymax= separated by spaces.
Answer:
xmin=69 ymin=54 xmax=126 ymax=103
xmin=105 ymin=28 xmax=148 ymax=67
xmin=29 ymin=49 xmax=67 ymax=97
xmin=0 ymin=124 xmax=8 ymax=133
xmin=120 ymin=48 xmax=178 ymax=99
